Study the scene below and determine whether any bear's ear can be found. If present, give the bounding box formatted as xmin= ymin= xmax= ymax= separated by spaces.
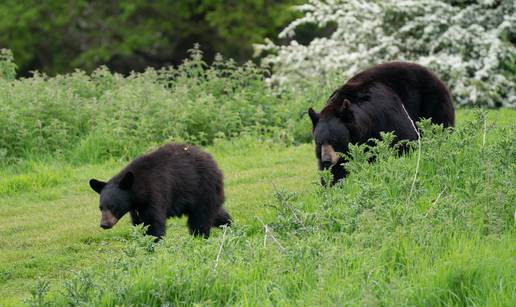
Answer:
xmin=89 ymin=179 xmax=106 ymax=194
xmin=119 ymin=172 xmax=134 ymax=190
xmin=308 ymin=108 xmax=319 ymax=127
xmin=334 ymin=99 xmax=353 ymax=123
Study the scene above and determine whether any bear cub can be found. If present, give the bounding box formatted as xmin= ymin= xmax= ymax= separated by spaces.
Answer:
xmin=89 ymin=143 xmax=231 ymax=239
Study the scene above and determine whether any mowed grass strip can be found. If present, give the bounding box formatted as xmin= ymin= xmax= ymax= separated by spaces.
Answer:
xmin=0 ymin=142 xmax=315 ymax=305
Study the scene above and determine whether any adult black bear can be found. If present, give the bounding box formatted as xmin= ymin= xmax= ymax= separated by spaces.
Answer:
xmin=89 ymin=144 xmax=231 ymax=239
xmin=308 ymin=62 xmax=454 ymax=185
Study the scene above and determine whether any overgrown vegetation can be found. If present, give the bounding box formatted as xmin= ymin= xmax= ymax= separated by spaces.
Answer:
xmin=0 ymin=46 xmax=332 ymax=165
xmin=1 ymin=45 xmax=515 ymax=305
xmin=13 ymin=110 xmax=514 ymax=306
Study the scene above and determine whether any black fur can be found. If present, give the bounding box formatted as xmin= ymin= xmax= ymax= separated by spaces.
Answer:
xmin=89 ymin=144 xmax=231 ymax=239
xmin=309 ymin=62 xmax=455 ymax=185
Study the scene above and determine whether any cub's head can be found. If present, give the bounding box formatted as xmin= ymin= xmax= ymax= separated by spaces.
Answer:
xmin=89 ymin=172 xmax=134 ymax=229
xmin=308 ymin=98 xmax=354 ymax=181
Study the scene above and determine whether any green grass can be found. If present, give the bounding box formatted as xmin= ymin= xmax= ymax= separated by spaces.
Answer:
xmin=0 ymin=139 xmax=316 ymax=306
xmin=0 ymin=109 xmax=515 ymax=306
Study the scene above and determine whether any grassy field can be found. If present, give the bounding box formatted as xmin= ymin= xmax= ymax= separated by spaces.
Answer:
xmin=1 ymin=139 xmax=316 ymax=306
xmin=0 ymin=109 xmax=515 ymax=306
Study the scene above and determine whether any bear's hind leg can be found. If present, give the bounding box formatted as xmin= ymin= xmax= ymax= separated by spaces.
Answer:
xmin=213 ymin=208 xmax=231 ymax=227
xmin=187 ymin=213 xmax=212 ymax=238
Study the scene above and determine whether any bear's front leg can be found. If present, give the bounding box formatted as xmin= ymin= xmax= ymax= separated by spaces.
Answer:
xmin=138 ymin=207 xmax=166 ymax=241
xmin=146 ymin=218 xmax=166 ymax=241
xmin=130 ymin=210 xmax=143 ymax=226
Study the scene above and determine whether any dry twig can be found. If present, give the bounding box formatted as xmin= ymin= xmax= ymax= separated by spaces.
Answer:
xmin=401 ymin=103 xmax=421 ymax=204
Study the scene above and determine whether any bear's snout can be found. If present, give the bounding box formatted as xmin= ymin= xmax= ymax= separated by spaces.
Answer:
xmin=100 ymin=210 xmax=118 ymax=229
xmin=100 ymin=223 xmax=112 ymax=229
xmin=321 ymin=144 xmax=338 ymax=167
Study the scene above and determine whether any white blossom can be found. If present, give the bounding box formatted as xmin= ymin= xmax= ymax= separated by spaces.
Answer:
xmin=257 ymin=0 xmax=515 ymax=107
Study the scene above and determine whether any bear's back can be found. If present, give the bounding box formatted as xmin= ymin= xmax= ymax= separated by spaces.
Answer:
xmin=126 ymin=144 xmax=216 ymax=173
xmin=112 ymin=144 xmax=223 ymax=204
xmin=330 ymin=62 xmax=453 ymax=127
xmin=335 ymin=62 xmax=435 ymax=100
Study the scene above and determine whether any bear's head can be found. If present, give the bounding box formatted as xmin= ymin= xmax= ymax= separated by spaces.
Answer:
xmin=308 ymin=98 xmax=354 ymax=184
xmin=89 ymin=172 xmax=134 ymax=229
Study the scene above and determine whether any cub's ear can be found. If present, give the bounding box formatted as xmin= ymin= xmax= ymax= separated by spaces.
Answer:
xmin=334 ymin=99 xmax=353 ymax=123
xmin=308 ymin=108 xmax=319 ymax=127
xmin=89 ymin=179 xmax=106 ymax=194
xmin=119 ymin=171 xmax=134 ymax=190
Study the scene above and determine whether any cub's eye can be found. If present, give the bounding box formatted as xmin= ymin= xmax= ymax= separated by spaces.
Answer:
xmin=100 ymin=204 xmax=112 ymax=211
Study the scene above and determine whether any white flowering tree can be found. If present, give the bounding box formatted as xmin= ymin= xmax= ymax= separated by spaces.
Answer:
xmin=257 ymin=0 xmax=515 ymax=107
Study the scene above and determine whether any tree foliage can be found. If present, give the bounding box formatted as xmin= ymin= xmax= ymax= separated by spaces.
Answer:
xmin=0 ymin=0 xmax=300 ymax=75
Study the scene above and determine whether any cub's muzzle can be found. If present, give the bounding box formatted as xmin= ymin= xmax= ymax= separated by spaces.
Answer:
xmin=100 ymin=210 xmax=118 ymax=229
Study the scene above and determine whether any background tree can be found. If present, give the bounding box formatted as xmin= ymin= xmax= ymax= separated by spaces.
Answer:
xmin=0 ymin=0 xmax=301 ymax=76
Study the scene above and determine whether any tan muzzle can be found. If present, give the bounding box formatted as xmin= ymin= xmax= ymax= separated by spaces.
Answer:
xmin=100 ymin=210 xmax=118 ymax=229
xmin=321 ymin=144 xmax=339 ymax=166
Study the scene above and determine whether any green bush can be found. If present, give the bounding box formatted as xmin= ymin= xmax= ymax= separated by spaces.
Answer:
xmin=0 ymin=47 xmax=322 ymax=165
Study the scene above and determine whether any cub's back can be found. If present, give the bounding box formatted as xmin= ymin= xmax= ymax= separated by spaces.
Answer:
xmin=129 ymin=143 xmax=219 ymax=176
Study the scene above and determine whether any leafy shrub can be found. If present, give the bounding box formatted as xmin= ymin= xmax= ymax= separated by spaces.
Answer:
xmin=0 ymin=46 xmax=315 ymax=164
